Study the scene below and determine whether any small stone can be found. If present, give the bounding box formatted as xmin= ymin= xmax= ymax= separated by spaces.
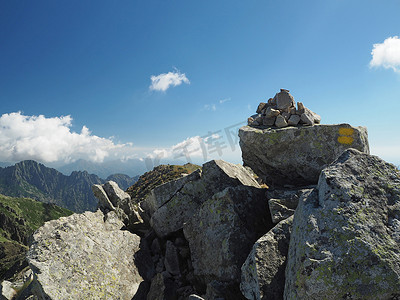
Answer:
xmin=247 ymin=117 xmax=254 ymax=125
xmin=265 ymin=107 xmax=280 ymax=118
xmin=268 ymin=97 xmax=276 ymax=107
xmin=263 ymin=116 xmax=276 ymax=126
xmin=289 ymin=107 xmax=296 ymax=115
xmin=296 ymin=102 xmax=305 ymax=114
xmin=281 ymin=112 xmax=291 ymax=121
xmin=276 ymin=90 xmax=295 ymax=110
xmin=287 ymin=114 xmax=301 ymax=126
xmin=255 ymin=114 xmax=263 ymax=124
xmin=275 ymin=115 xmax=288 ymax=128
xmin=256 ymin=103 xmax=268 ymax=114
xmin=300 ymin=107 xmax=319 ymax=126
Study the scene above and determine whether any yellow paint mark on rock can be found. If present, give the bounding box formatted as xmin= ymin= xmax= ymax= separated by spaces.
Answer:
xmin=338 ymin=127 xmax=355 ymax=145
xmin=338 ymin=136 xmax=354 ymax=145
xmin=338 ymin=128 xmax=354 ymax=136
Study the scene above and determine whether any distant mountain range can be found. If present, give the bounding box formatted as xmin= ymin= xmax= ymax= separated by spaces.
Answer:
xmin=0 ymin=160 xmax=138 ymax=213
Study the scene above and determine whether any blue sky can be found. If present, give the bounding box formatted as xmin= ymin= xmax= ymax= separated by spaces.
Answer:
xmin=1 ymin=0 xmax=400 ymax=168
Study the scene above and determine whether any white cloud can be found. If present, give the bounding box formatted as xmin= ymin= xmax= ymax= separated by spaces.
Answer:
xmin=370 ymin=36 xmax=400 ymax=72
xmin=204 ymin=104 xmax=217 ymax=111
xmin=219 ymin=98 xmax=231 ymax=104
xmin=149 ymin=69 xmax=190 ymax=92
xmin=0 ymin=112 xmax=138 ymax=164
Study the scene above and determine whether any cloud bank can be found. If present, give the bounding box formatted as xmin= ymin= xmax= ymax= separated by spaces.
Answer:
xmin=149 ymin=69 xmax=190 ymax=92
xmin=0 ymin=112 xmax=137 ymax=164
xmin=370 ymin=36 xmax=400 ymax=73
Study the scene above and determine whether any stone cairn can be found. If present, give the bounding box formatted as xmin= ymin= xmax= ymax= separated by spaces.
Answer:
xmin=247 ymin=89 xmax=321 ymax=128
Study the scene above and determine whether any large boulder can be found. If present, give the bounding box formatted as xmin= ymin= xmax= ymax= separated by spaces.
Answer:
xmin=27 ymin=210 xmax=154 ymax=300
xmin=239 ymin=124 xmax=369 ymax=186
xmin=241 ymin=215 xmax=294 ymax=300
xmin=147 ymin=160 xmax=260 ymax=238
xmin=183 ymin=185 xmax=273 ymax=296
xmin=284 ymin=149 xmax=400 ymax=299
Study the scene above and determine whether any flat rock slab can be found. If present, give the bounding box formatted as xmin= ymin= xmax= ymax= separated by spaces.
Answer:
xmin=239 ymin=124 xmax=369 ymax=186
xmin=27 ymin=210 xmax=151 ymax=300
xmin=284 ymin=149 xmax=400 ymax=299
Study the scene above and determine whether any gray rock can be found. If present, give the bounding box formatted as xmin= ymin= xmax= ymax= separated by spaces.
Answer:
xmin=150 ymin=160 xmax=260 ymax=238
xmin=268 ymin=97 xmax=276 ymax=107
xmin=284 ymin=149 xmax=400 ymax=299
xmin=241 ymin=216 xmax=293 ymax=300
xmin=27 ymin=210 xmax=153 ymax=300
xmin=287 ymin=114 xmax=300 ymax=126
xmin=92 ymin=184 xmax=115 ymax=211
xmin=239 ymin=124 xmax=370 ymax=186
xmin=300 ymin=107 xmax=321 ymax=126
xmin=256 ymin=103 xmax=268 ymax=114
xmin=275 ymin=115 xmax=288 ymax=128
xmin=103 ymin=181 xmax=130 ymax=207
xmin=183 ymin=186 xmax=273 ymax=288
xmin=143 ymin=169 xmax=201 ymax=217
xmin=281 ymin=112 xmax=291 ymax=121
xmin=275 ymin=90 xmax=295 ymax=110
xmin=263 ymin=116 xmax=276 ymax=126
xmin=296 ymin=102 xmax=305 ymax=114
xmin=265 ymin=107 xmax=280 ymax=118
xmin=267 ymin=188 xmax=313 ymax=224
xmin=164 ymin=241 xmax=180 ymax=276
xmin=1 ymin=280 xmax=16 ymax=300
xmin=146 ymin=273 xmax=177 ymax=300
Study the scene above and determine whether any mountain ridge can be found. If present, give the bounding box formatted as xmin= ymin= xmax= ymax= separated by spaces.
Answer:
xmin=0 ymin=160 xmax=138 ymax=212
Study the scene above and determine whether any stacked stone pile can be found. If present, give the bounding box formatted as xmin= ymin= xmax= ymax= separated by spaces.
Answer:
xmin=248 ymin=89 xmax=321 ymax=128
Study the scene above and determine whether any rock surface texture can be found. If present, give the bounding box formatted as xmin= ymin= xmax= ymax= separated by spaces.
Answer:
xmin=27 ymin=210 xmax=153 ymax=300
xmin=146 ymin=160 xmax=261 ymax=238
xmin=183 ymin=186 xmax=273 ymax=294
xmin=239 ymin=123 xmax=369 ymax=186
xmin=241 ymin=216 xmax=294 ymax=300
xmin=284 ymin=149 xmax=400 ymax=299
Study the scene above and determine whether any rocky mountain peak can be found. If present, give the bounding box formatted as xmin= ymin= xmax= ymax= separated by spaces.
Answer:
xmin=9 ymin=90 xmax=400 ymax=300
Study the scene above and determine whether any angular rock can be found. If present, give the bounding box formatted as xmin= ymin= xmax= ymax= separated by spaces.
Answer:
xmin=256 ymin=103 xmax=267 ymax=114
xmin=275 ymin=115 xmax=288 ymax=128
xmin=267 ymin=188 xmax=313 ymax=224
xmin=92 ymin=184 xmax=115 ymax=211
xmin=27 ymin=210 xmax=154 ymax=300
xmin=146 ymin=273 xmax=177 ymax=300
xmin=275 ymin=90 xmax=295 ymax=110
xmin=142 ymin=169 xmax=201 ymax=217
xmin=296 ymin=101 xmax=305 ymax=114
xmin=102 ymin=181 xmax=130 ymax=207
xmin=284 ymin=149 xmax=400 ymax=299
xmin=287 ymin=114 xmax=300 ymax=126
xmin=263 ymin=116 xmax=276 ymax=126
xmin=183 ymin=186 xmax=273 ymax=288
xmin=281 ymin=112 xmax=291 ymax=121
xmin=149 ymin=160 xmax=260 ymax=238
xmin=300 ymin=107 xmax=321 ymax=126
xmin=164 ymin=241 xmax=180 ymax=276
xmin=241 ymin=216 xmax=293 ymax=300
xmin=265 ymin=107 xmax=280 ymax=118
xmin=239 ymin=124 xmax=370 ymax=186
xmin=1 ymin=280 xmax=17 ymax=300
